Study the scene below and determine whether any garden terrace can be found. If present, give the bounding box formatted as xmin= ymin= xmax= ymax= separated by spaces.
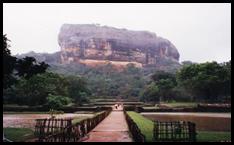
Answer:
xmin=126 ymin=111 xmax=231 ymax=142
xmin=34 ymin=108 xmax=112 ymax=142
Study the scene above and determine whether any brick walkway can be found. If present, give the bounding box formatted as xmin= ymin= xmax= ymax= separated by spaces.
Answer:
xmin=82 ymin=105 xmax=132 ymax=142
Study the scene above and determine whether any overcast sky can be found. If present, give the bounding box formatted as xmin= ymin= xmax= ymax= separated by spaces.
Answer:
xmin=3 ymin=3 xmax=231 ymax=63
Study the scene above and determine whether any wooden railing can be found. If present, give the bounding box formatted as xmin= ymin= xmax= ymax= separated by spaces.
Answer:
xmin=34 ymin=118 xmax=72 ymax=141
xmin=35 ymin=108 xmax=112 ymax=142
xmin=153 ymin=121 xmax=197 ymax=142
xmin=123 ymin=109 xmax=146 ymax=142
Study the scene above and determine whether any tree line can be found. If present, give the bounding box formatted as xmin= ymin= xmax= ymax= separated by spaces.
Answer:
xmin=140 ymin=60 xmax=231 ymax=103
xmin=3 ymin=35 xmax=90 ymax=109
xmin=51 ymin=55 xmax=231 ymax=103
xmin=3 ymin=34 xmax=231 ymax=107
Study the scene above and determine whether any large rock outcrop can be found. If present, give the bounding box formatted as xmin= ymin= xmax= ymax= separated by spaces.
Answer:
xmin=58 ymin=24 xmax=180 ymax=69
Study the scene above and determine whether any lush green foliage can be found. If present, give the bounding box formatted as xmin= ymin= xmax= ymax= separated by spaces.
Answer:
xmin=4 ymin=72 xmax=90 ymax=107
xmin=16 ymin=57 xmax=49 ymax=79
xmin=3 ymin=35 xmax=49 ymax=89
xmin=51 ymin=63 xmax=148 ymax=99
xmin=141 ymin=71 xmax=178 ymax=102
xmin=177 ymin=61 xmax=231 ymax=102
xmin=46 ymin=94 xmax=71 ymax=109
xmin=3 ymin=34 xmax=17 ymax=89
xmin=141 ymin=61 xmax=231 ymax=103
xmin=3 ymin=35 xmax=52 ymax=105
xmin=3 ymin=35 xmax=90 ymax=107
xmin=3 ymin=34 xmax=231 ymax=104
xmin=4 ymin=72 xmax=69 ymax=106
xmin=140 ymin=83 xmax=160 ymax=102
xmin=66 ymin=75 xmax=90 ymax=105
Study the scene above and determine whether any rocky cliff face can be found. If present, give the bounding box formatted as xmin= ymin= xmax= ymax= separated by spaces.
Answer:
xmin=58 ymin=24 xmax=180 ymax=69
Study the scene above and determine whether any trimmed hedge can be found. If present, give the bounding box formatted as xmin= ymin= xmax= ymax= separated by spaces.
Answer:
xmin=3 ymin=105 xmax=112 ymax=113
xmin=3 ymin=105 xmax=48 ymax=112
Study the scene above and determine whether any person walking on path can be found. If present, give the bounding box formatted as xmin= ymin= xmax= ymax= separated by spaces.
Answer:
xmin=115 ymin=104 xmax=118 ymax=109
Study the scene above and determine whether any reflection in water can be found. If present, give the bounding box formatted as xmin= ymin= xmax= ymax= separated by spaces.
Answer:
xmin=3 ymin=113 xmax=94 ymax=130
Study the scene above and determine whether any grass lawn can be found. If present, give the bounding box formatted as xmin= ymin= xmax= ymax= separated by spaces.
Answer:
xmin=160 ymin=102 xmax=197 ymax=108
xmin=72 ymin=111 xmax=104 ymax=125
xmin=3 ymin=128 xmax=35 ymax=142
xmin=127 ymin=111 xmax=154 ymax=142
xmin=197 ymin=131 xmax=231 ymax=142
xmin=142 ymin=102 xmax=197 ymax=110
xmin=143 ymin=106 xmax=160 ymax=109
xmin=72 ymin=116 xmax=90 ymax=125
xmin=127 ymin=111 xmax=231 ymax=142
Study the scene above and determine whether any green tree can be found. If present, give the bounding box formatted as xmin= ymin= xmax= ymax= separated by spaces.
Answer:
xmin=124 ymin=63 xmax=141 ymax=74
xmin=181 ymin=60 xmax=194 ymax=66
xmin=3 ymin=35 xmax=17 ymax=89
xmin=43 ymin=72 xmax=69 ymax=96
xmin=10 ymin=72 xmax=69 ymax=106
xmin=13 ymin=75 xmax=49 ymax=105
xmin=156 ymin=78 xmax=177 ymax=102
xmin=151 ymin=71 xmax=177 ymax=101
xmin=140 ymin=82 xmax=160 ymax=103
xmin=151 ymin=71 xmax=176 ymax=83
xmin=16 ymin=56 xmax=49 ymax=79
xmin=3 ymin=34 xmax=49 ymax=93
xmin=176 ymin=61 xmax=231 ymax=102
xmin=220 ymin=60 xmax=231 ymax=99
xmin=46 ymin=94 xmax=71 ymax=110
xmin=67 ymin=76 xmax=90 ymax=105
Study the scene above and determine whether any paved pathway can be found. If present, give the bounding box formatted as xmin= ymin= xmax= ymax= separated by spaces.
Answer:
xmin=82 ymin=105 xmax=132 ymax=142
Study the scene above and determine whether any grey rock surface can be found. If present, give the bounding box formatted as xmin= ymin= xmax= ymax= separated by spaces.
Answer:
xmin=58 ymin=24 xmax=180 ymax=66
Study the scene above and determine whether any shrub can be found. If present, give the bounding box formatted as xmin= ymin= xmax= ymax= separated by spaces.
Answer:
xmin=45 ymin=94 xmax=71 ymax=110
